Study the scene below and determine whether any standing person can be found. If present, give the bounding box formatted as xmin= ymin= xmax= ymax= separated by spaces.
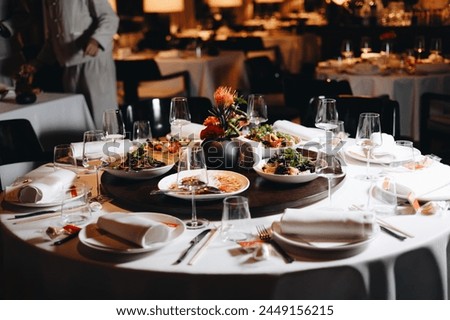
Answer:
xmin=0 ymin=0 xmax=28 ymax=86
xmin=35 ymin=0 xmax=119 ymax=128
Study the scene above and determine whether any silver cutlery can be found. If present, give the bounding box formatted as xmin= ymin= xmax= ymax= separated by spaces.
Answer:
xmin=380 ymin=225 xmax=406 ymax=241
xmin=173 ymin=229 xmax=212 ymax=265
xmin=256 ymin=225 xmax=294 ymax=263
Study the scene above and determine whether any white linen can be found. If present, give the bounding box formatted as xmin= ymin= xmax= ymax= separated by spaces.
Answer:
xmin=71 ymin=139 xmax=132 ymax=159
xmin=390 ymin=162 xmax=450 ymax=199
xmin=97 ymin=213 xmax=171 ymax=248
xmin=345 ymin=133 xmax=397 ymax=161
xmin=4 ymin=165 xmax=77 ymax=204
xmin=273 ymin=120 xmax=323 ymax=141
xmin=280 ymin=208 xmax=376 ymax=241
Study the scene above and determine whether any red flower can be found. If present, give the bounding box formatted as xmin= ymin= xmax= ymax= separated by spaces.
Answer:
xmin=200 ymin=125 xmax=225 ymax=140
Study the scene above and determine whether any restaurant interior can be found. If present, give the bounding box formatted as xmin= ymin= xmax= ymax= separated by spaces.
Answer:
xmin=1 ymin=0 xmax=450 ymax=300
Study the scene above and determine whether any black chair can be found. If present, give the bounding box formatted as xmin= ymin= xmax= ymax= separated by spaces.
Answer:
xmin=304 ymin=95 xmax=401 ymax=139
xmin=283 ymin=76 xmax=353 ymax=122
xmin=420 ymin=93 xmax=450 ymax=164
xmin=115 ymin=59 xmax=191 ymax=105
xmin=121 ymin=97 xmax=213 ymax=138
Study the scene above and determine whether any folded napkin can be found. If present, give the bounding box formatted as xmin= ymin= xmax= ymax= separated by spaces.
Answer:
xmin=346 ymin=133 xmax=397 ymax=161
xmin=280 ymin=208 xmax=376 ymax=242
xmin=171 ymin=123 xmax=206 ymax=140
xmin=273 ymin=120 xmax=323 ymax=141
xmin=4 ymin=165 xmax=77 ymax=204
xmin=97 ymin=213 xmax=171 ymax=248
xmin=71 ymin=139 xmax=132 ymax=159
xmin=390 ymin=162 xmax=450 ymax=199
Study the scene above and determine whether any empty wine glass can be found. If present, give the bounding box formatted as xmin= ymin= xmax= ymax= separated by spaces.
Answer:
xmin=414 ymin=36 xmax=426 ymax=62
xmin=53 ymin=144 xmax=77 ymax=170
xmin=315 ymin=98 xmax=338 ymax=131
xmin=82 ymin=130 xmax=110 ymax=203
xmin=103 ymin=109 xmax=125 ymax=141
xmin=430 ymin=38 xmax=443 ymax=62
xmin=169 ymin=97 xmax=191 ymax=140
xmin=247 ymin=94 xmax=268 ymax=127
xmin=360 ymin=36 xmax=372 ymax=56
xmin=315 ymin=149 xmax=345 ymax=207
xmin=341 ymin=39 xmax=354 ymax=60
xmin=177 ymin=145 xmax=209 ymax=229
xmin=355 ymin=113 xmax=382 ymax=180
xmin=132 ymin=120 xmax=152 ymax=143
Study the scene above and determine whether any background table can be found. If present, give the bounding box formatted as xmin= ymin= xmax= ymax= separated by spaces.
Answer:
xmin=1 ymin=143 xmax=449 ymax=299
xmin=0 ymin=92 xmax=95 ymax=152
xmin=316 ymin=69 xmax=450 ymax=141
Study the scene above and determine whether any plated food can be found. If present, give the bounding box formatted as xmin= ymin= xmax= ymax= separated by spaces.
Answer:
xmin=253 ymin=148 xmax=317 ymax=184
xmin=244 ymin=124 xmax=300 ymax=148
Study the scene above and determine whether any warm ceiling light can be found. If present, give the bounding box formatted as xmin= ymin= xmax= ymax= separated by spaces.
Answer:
xmin=143 ymin=0 xmax=184 ymax=13
xmin=207 ymin=0 xmax=243 ymax=8
xmin=254 ymin=0 xmax=284 ymax=3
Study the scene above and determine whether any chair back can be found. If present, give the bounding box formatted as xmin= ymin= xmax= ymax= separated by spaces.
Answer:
xmin=245 ymin=56 xmax=283 ymax=94
xmin=304 ymin=96 xmax=400 ymax=138
xmin=283 ymin=76 xmax=353 ymax=121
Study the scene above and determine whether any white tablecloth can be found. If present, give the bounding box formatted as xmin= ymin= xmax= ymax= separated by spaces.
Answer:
xmin=316 ymin=69 xmax=450 ymax=141
xmin=1 ymin=140 xmax=450 ymax=299
xmin=0 ymin=92 xmax=95 ymax=151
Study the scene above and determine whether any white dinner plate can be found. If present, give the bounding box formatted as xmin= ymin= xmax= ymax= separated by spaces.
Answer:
xmin=104 ymin=163 xmax=174 ymax=180
xmin=78 ymin=212 xmax=185 ymax=254
xmin=3 ymin=187 xmax=87 ymax=208
xmin=271 ymin=221 xmax=379 ymax=252
xmin=253 ymin=159 xmax=317 ymax=184
xmin=157 ymin=170 xmax=250 ymax=201
xmin=344 ymin=145 xmax=421 ymax=164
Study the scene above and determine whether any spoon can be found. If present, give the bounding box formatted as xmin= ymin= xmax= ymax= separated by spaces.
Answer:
xmin=150 ymin=186 xmax=222 ymax=195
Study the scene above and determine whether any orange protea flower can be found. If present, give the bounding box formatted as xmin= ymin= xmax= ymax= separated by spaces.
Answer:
xmin=214 ymin=86 xmax=236 ymax=108
xmin=203 ymin=116 xmax=221 ymax=126
xmin=200 ymin=125 xmax=225 ymax=140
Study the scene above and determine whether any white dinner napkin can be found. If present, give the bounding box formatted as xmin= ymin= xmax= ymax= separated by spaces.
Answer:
xmin=4 ymin=165 xmax=77 ymax=204
xmin=171 ymin=123 xmax=206 ymax=140
xmin=273 ymin=120 xmax=323 ymax=141
xmin=346 ymin=133 xmax=397 ymax=161
xmin=390 ymin=161 xmax=450 ymax=199
xmin=71 ymin=139 xmax=132 ymax=159
xmin=279 ymin=208 xmax=376 ymax=242
xmin=96 ymin=213 xmax=171 ymax=248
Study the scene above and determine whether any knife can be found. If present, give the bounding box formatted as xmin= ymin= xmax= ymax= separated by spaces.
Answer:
xmin=173 ymin=229 xmax=211 ymax=265
xmin=8 ymin=209 xmax=57 ymax=220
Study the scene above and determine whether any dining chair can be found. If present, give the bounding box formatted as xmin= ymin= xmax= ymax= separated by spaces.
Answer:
xmin=214 ymin=36 xmax=265 ymax=51
xmin=283 ymin=76 xmax=353 ymax=122
xmin=121 ymin=97 xmax=213 ymax=138
xmin=303 ymin=95 xmax=401 ymax=139
xmin=115 ymin=59 xmax=191 ymax=105
xmin=420 ymin=93 xmax=450 ymax=164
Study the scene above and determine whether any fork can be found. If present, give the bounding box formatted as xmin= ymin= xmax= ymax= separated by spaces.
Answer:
xmin=256 ymin=225 xmax=294 ymax=263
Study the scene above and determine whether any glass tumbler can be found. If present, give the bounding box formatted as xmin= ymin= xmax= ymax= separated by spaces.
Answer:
xmin=221 ymin=196 xmax=252 ymax=242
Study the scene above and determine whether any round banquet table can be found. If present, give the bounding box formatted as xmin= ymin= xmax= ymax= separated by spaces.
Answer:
xmin=1 ymin=144 xmax=450 ymax=300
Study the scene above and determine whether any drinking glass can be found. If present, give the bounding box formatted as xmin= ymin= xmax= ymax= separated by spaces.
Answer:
xmin=315 ymin=149 xmax=345 ymax=207
xmin=355 ymin=113 xmax=382 ymax=180
xmin=247 ymin=94 xmax=268 ymax=127
xmin=360 ymin=36 xmax=372 ymax=55
xmin=53 ymin=144 xmax=77 ymax=170
xmin=315 ymin=98 xmax=338 ymax=131
xmin=414 ymin=36 xmax=426 ymax=61
xmin=60 ymin=182 xmax=91 ymax=226
xmin=132 ymin=120 xmax=152 ymax=143
xmin=103 ymin=109 xmax=126 ymax=141
xmin=430 ymin=38 xmax=443 ymax=62
xmin=177 ymin=145 xmax=209 ymax=229
xmin=82 ymin=130 xmax=110 ymax=203
xmin=368 ymin=175 xmax=397 ymax=217
xmin=341 ymin=39 xmax=354 ymax=60
xmin=221 ymin=196 xmax=252 ymax=242
xmin=169 ymin=97 xmax=191 ymax=140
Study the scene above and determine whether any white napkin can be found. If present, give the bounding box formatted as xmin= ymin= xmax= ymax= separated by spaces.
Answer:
xmin=346 ymin=133 xmax=396 ymax=161
xmin=71 ymin=139 xmax=132 ymax=159
xmin=273 ymin=120 xmax=323 ymax=141
xmin=97 ymin=213 xmax=171 ymax=248
xmin=4 ymin=165 xmax=77 ymax=204
xmin=171 ymin=123 xmax=206 ymax=139
xmin=390 ymin=162 xmax=450 ymax=199
xmin=280 ymin=208 xmax=375 ymax=241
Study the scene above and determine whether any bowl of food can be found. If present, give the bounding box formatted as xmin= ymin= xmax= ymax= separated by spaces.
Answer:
xmin=253 ymin=148 xmax=317 ymax=184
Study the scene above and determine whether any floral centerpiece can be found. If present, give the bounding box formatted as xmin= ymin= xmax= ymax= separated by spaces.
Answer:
xmin=200 ymin=86 xmax=248 ymax=140
xmin=200 ymin=86 xmax=249 ymax=169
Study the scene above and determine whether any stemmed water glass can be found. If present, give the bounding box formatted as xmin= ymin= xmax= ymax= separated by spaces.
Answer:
xmin=177 ymin=145 xmax=209 ymax=229
xmin=169 ymin=97 xmax=191 ymax=140
xmin=315 ymin=149 xmax=345 ymax=207
xmin=247 ymin=94 xmax=268 ymax=127
xmin=355 ymin=112 xmax=382 ymax=180
xmin=82 ymin=130 xmax=110 ymax=203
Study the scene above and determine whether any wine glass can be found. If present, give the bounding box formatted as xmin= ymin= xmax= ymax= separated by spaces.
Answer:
xmin=355 ymin=113 xmax=382 ymax=180
xmin=169 ymin=97 xmax=191 ymax=140
xmin=53 ymin=144 xmax=77 ymax=170
xmin=315 ymin=149 xmax=345 ymax=207
xmin=414 ymin=36 xmax=426 ymax=62
xmin=177 ymin=145 xmax=209 ymax=229
xmin=341 ymin=39 xmax=354 ymax=60
xmin=360 ymin=36 xmax=372 ymax=56
xmin=82 ymin=130 xmax=110 ymax=203
xmin=315 ymin=98 xmax=338 ymax=149
xmin=430 ymin=38 xmax=443 ymax=62
xmin=132 ymin=120 xmax=152 ymax=143
xmin=247 ymin=94 xmax=268 ymax=127
xmin=103 ymin=109 xmax=125 ymax=141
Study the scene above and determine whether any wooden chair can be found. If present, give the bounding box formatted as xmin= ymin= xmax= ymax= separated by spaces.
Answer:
xmin=303 ymin=95 xmax=401 ymax=139
xmin=283 ymin=76 xmax=353 ymax=122
xmin=420 ymin=93 xmax=450 ymax=164
xmin=120 ymin=97 xmax=213 ymax=138
xmin=115 ymin=59 xmax=191 ymax=105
